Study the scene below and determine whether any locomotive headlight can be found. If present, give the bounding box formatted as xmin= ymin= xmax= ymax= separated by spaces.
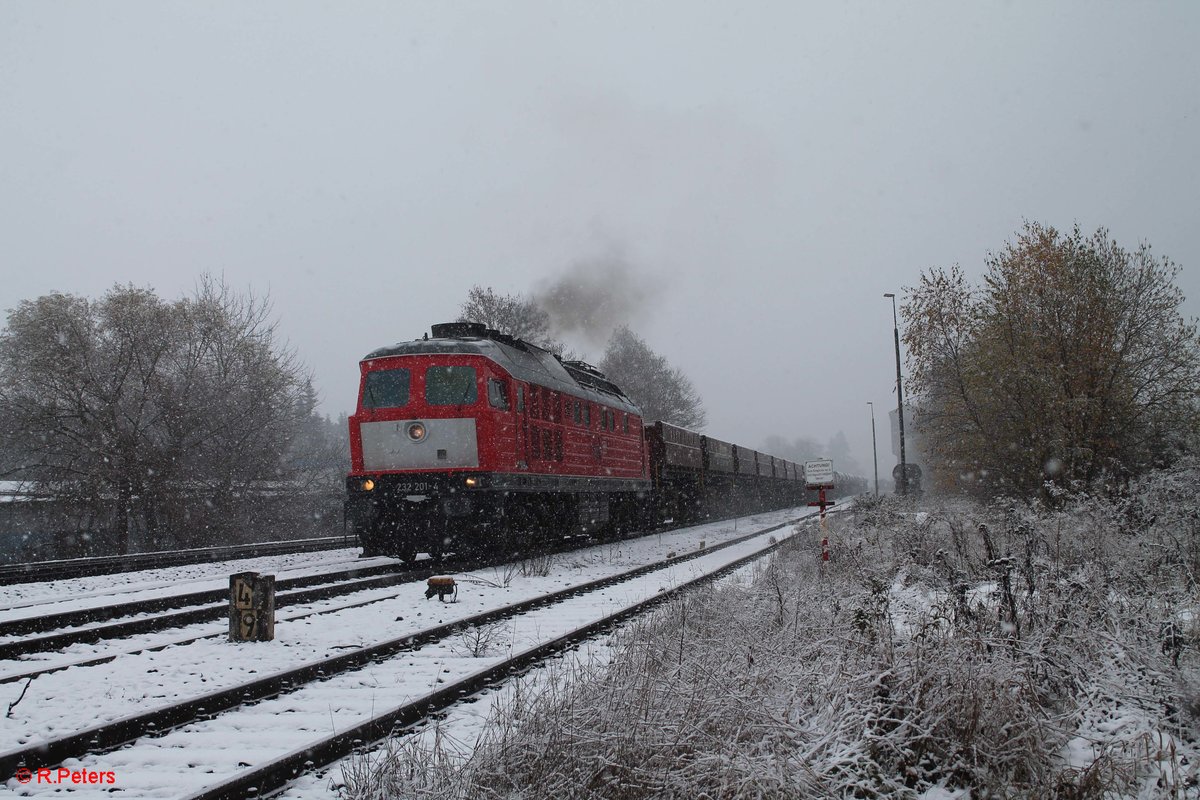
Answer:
xmin=406 ymin=422 xmax=427 ymax=441
xmin=464 ymin=476 xmax=478 ymax=487
xmin=361 ymin=479 xmax=375 ymax=491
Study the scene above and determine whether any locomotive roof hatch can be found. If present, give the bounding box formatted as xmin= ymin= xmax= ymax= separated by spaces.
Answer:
xmin=362 ymin=322 xmax=642 ymax=415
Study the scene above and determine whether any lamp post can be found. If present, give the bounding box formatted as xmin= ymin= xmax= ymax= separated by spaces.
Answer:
xmin=884 ymin=292 xmax=908 ymax=495
xmin=867 ymin=401 xmax=879 ymax=497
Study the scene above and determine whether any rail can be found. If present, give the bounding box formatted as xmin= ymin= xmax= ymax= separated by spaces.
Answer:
xmin=0 ymin=535 xmax=356 ymax=585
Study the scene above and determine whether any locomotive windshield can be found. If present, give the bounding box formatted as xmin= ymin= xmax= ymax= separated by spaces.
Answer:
xmin=426 ymin=366 xmax=478 ymax=405
xmin=362 ymin=368 xmax=411 ymax=409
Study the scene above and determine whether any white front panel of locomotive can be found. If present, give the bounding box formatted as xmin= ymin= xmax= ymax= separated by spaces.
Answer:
xmin=361 ymin=418 xmax=480 ymax=470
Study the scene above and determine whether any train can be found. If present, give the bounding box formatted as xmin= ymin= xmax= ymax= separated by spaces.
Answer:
xmin=344 ymin=322 xmax=866 ymax=560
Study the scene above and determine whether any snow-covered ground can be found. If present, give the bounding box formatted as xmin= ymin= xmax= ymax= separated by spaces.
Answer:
xmin=2 ymin=507 xmax=818 ymax=797
xmin=309 ymin=487 xmax=1200 ymax=799
xmin=0 ymin=549 xmax=395 ymax=624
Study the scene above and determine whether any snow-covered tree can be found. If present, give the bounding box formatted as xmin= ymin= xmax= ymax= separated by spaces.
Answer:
xmin=0 ymin=277 xmax=310 ymax=552
xmin=599 ymin=326 xmax=706 ymax=429
xmin=904 ymin=222 xmax=1200 ymax=496
xmin=287 ymin=379 xmax=350 ymax=492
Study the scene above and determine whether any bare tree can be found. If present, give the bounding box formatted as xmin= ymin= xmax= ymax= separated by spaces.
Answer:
xmin=904 ymin=222 xmax=1200 ymax=496
xmin=457 ymin=284 xmax=579 ymax=357
xmin=458 ymin=286 xmax=550 ymax=343
xmin=599 ymin=326 xmax=706 ymax=429
xmin=0 ymin=278 xmax=310 ymax=552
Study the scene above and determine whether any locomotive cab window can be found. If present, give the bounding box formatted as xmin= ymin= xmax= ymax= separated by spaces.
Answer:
xmin=487 ymin=378 xmax=510 ymax=410
xmin=362 ymin=368 xmax=410 ymax=409
xmin=426 ymin=366 xmax=477 ymax=405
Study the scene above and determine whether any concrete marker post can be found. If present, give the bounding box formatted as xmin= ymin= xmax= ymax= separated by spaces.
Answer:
xmin=229 ymin=571 xmax=275 ymax=642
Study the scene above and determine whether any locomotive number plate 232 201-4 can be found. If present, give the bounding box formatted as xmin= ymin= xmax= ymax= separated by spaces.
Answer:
xmin=393 ymin=482 xmax=434 ymax=494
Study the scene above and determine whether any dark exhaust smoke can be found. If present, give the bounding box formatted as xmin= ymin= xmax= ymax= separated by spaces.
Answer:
xmin=534 ymin=253 xmax=661 ymax=347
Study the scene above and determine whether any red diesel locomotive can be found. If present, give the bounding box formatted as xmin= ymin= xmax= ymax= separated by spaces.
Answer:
xmin=345 ymin=322 xmax=650 ymax=559
xmin=345 ymin=322 xmax=862 ymax=560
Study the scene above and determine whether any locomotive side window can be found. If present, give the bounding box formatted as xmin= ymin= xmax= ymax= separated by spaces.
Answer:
xmin=623 ymin=413 xmax=629 ymax=433
xmin=362 ymin=368 xmax=411 ymax=409
xmin=487 ymin=378 xmax=510 ymax=410
xmin=426 ymin=366 xmax=477 ymax=405
xmin=573 ymin=400 xmax=581 ymax=424
xmin=584 ymin=404 xmax=591 ymax=427
xmin=516 ymin=385 xmax=525 ymax=412
xmin=530 ymin=385 xmax=541 ymax=419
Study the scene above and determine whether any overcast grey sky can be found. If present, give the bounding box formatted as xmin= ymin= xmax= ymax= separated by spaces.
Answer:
xmin=2 ymin=1 xmax=1197 ymax=477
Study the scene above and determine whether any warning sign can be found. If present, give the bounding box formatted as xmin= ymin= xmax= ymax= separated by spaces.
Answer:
xmin=804 ymin=459 xmax=835 ymax=489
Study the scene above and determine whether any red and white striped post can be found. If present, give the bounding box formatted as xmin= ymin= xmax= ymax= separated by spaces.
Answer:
xmin=805 ymin=460 xmax=836 ymax=565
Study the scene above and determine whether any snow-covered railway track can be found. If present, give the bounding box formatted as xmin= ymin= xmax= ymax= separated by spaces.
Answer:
xmin=2 ymin=526 xmax=667 ymax=668
xmin=0 ymin=516 xmax=753 ymax=667
xmin=0 ymin=523 xmax=659 ymax=652
xmin=193 ymin=530 xmax=802 ymax=800
xmin=0 ymin=551 xmax=399 ymax=629
xmin=0 ymin=511 xmax=814 ymax=797
xmin=0 ymin=572 xmax=437 ymax=685
xmin=0 ymin=537 xmax=357 ymax=586
xmin=0 ymin=565 xmax=410 ymax=662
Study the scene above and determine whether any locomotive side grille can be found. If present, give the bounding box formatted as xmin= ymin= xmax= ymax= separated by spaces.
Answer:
xmin=361 ymin=418 xmax=480 ymax=470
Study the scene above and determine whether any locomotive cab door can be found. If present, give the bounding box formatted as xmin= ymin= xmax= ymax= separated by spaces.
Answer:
xmin=516 ymin=384 xmax=529 ymax=469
